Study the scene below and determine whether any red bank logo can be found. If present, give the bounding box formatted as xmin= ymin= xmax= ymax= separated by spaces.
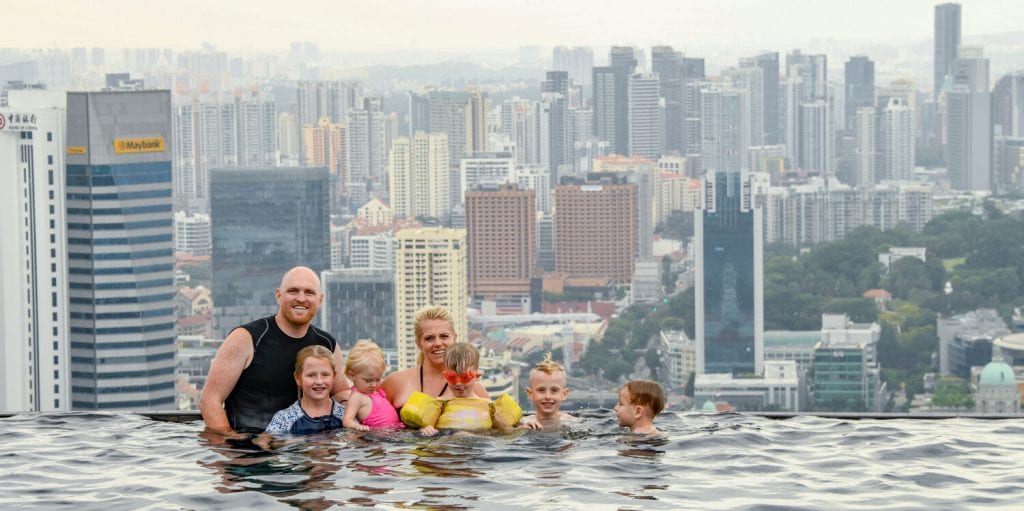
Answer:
xmin=0 ymin=113 xmax=6 ymax=130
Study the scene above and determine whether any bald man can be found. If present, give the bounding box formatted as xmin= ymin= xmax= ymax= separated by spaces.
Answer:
xmin=200 ymin=267 xmax=351 ymax=434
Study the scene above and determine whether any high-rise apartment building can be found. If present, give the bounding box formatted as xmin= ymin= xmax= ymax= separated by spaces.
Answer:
xmin=553 ymin=174 xmax=637 ymax=284
xmin=701 ymin=86 xmax=746 ymax=173
xmin=881 ymin=98 xmax=914 ymax=182
xmin=460 ymin=152 xmax=515 ymax=199
xmin=799 ymin=101 xmax=833 ymax=174
xmin=946 ymin=47 xmax=992 ymax=191
xmin=747 ymin=52 xmax=780 ymax=145
xmin=345 ymin=98 xmax=388 ymax=209
xmin=0 ymin=91 xmax=69 ymax=411
xmin=628 ymin=73 xmax=662 ymax=160
xmin=652 ymin=46 xmax=684 ymax=153
xmin=394 ymin=227 xmax=468 ymax=370
xmin=174 ymin=211 xmax=211 ymax=256
xmin=854 ymin=107 xmax=878 ymax=185
xmin=695 ymin=170 xmax=766 ymax=376
xmin=66 ymin=90 xmax=176 ymax=410
xmin=388 ymin=132 xmax=450 ymax=220
xmin=210 ymin=167 xmax=330 ymax=337
xmin=934 ymin=3 xmax=962 ymax=100
xmin=465 ymin=183 xmax=536 ymax=309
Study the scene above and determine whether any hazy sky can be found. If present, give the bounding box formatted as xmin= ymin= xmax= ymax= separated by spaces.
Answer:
xmin=7 ymin=0 xmax=1022 ymax=53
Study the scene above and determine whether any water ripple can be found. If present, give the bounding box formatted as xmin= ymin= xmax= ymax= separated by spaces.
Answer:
xmin=1 ymin=412 xmax=1024 ymax=509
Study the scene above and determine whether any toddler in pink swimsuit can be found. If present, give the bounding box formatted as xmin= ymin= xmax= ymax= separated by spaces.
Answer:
xmin=342 ymin=340 xmax=405 ymax=430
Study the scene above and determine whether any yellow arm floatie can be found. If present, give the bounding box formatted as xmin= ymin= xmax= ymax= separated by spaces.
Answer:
xmin=490 ymin=394 xmax=523 ymax=430
xmin=399 ymin=391 xmax=443 ymax=428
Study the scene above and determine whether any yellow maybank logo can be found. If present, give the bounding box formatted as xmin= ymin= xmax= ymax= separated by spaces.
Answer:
xmin=113 ymin=137 xmax=165 ymax=154
xmin=66 ymin=146 xmax=87 ymax=155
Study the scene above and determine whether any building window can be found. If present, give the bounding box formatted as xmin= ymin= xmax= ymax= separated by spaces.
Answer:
xmin=48 ymin=155 xmax=53 ymax=165
xmin=47 ymin=132 xmax=53 ymax=142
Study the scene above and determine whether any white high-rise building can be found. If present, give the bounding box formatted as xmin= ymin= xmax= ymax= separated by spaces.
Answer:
xmin=627 ymin=73 xmax=662 ymax=160
xmin=174 ymin=211 xmax=212 ymax=256
xmin=946 ymin=47 xmax=992 ymax=191
xmin=512 ymin=164 xmax=551 ymax=215
xmin=723 ymin=66 xmax=765 ymax=147
xmin=460 ymin=152 xmax=515 ymax=199
xmin=346 ymin=99 xmax=388 ymax=207
xmin=349 ymin=233 xmax=396 ymax=270
xmin=394 ymin=228 xmax=468 ymax=370
xmin=854 ymin=107 xmax=877 ymax=185
xmin=799 ymin=101 xmax=833 ymax=174
xmin=701 ymin=86 xmax=746 ymax=172
xmin=388 ymin=132 xmax=450 ymax=220
xmin=881 ymin=98 xmax=914 ymax=182
xmin=0 ymin=91 xmax=70 ymax=412
xmin=501 ymin=98 xmax=540 ymax=166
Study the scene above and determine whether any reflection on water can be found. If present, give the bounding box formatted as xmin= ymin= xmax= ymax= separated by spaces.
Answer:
xmin=2 ymin=410 xmax=1024 ymax=509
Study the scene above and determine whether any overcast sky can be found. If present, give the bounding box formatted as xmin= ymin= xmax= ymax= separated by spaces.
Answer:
xmin=7 ymin=0 xmax=1022 ymax=53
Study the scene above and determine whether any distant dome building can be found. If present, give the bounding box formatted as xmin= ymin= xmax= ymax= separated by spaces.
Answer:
xmin=976 ymin=354 xmax=1020 ymax=414
xmin=701 ymin=399 xmax=717 ymax=413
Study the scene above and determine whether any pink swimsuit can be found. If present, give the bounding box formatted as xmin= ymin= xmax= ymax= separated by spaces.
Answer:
xmin=357 ymin=388 xmax=405 ymax=429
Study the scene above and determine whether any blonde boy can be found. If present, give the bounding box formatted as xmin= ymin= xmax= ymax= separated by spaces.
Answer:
xmin=523 ymin=352 xmax=575 ymax=430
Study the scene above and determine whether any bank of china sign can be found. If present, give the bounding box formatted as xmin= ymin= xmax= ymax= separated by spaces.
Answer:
xmin=113 ymin=137 xmax=166 ymax=154
xmin=0 ymin=112 xmax=38 ymax=131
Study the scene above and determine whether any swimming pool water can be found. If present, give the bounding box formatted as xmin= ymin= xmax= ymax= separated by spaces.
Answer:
xmin=1 ymin=411 xmax=1022 ymax=510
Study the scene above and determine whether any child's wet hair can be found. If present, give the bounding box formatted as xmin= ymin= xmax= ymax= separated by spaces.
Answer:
xmin=444 ymin=342 xmax=479 ymax=374
xmin=624 ymin=380 xmax=665 ymax=416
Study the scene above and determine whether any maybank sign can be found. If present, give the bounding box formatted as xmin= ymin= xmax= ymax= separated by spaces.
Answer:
xmin=113 ymin=137 xmax=166 ymax=154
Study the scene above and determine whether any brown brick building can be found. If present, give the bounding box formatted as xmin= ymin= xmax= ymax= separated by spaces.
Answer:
xmin=553 ymin=175 xmax=637 ymax=284
xmin=465 ymin=183 xmax=536 ymax=309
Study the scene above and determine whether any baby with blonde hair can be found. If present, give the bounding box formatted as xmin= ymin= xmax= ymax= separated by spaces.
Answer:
xmin=342 ymin=340 xmax=404 ymax=430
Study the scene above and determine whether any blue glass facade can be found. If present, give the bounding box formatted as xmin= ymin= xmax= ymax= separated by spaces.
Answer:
xmin=697 ymin=171 xmax=762 ymax=376
xmin=210 ymin=167 xmax=330 ymax=336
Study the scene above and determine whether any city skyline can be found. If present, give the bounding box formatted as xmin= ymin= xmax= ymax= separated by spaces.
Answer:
xmin=7 ymin=0 xmax=1024 ymax=55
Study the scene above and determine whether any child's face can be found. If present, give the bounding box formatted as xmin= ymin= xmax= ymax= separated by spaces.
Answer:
xmin=443 ymin=367 xmax=480 ymax=398
xmin=614 ymin=387 xmax=639 ymax=428
xmin=348 ymin=365 xmax=384 ymax=394
xmin=296 ymin=356 xmax=335 ymax=401
xmin=526 ymin=371 xmax=569 ymax=417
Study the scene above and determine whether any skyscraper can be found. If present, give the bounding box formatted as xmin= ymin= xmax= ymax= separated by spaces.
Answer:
xmin=553 ymin=174 xmax=637 ymax=284
xmin=881 ymin=98 xmax=914 ymax=182
xmin=799 ymin=101 xmax=833 ymax=174
xmin=854 ymin=106 xmax=878 ymax=185
xmin=701 ymin=86 xmax=746 ymax=173
xmin=748 ymin=52 xmax=780 ymax=145
xmin=66 ymin=90 xmax=176 ymax=410
xmin=0 ymin=91 xmax=69 ymax=411
xmin=320 ymin=269 xmax=395 ymax=350
xmin=934 ymin=3 xmax=962 ymax=100
xmin=388 ymin=132 xmax=451 ymax=220
xmin=627 ymin=73 xmax=662 ymax=159
xmin=592 ymin=66 xmax=618 ymax=152
xmin=608 ymin=47 xmax=638 ymax=155
xmin=946 ymin=47 xmax=992 ymax=191
xmin=695 ymin=170 xmax=765 ymax=376
xmin=346 ymin=97 xmax=388 ymax=209
xmin=844 ymin=56 xmax=875 ymax=132
xmin=210 ymin=167 xmax=330 ymax=337
xmin=465 ymin=183 xmax=536 ymax=312
xmin=652 ymin=46 xmax=684 ymax=153
xmin=394 ymin=227 xmax=468 ymax=370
